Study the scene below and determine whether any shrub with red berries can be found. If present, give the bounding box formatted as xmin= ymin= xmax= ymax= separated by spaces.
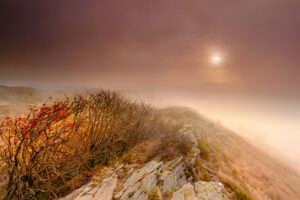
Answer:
xmin=0 ymin=96 xmax=87 ymax=199
xmin=0 ymin=91 xmax=163 ymax=199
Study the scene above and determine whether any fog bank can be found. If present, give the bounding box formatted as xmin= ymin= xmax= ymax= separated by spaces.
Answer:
xmin=136 ymin=91 xmax=300 ymax=172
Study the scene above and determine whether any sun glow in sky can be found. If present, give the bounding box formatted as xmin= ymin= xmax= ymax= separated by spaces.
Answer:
xmin=211 ymin=55 xmax=222 ymax=65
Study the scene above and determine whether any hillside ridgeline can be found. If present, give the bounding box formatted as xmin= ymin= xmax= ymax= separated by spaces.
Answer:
xmin=0 ymin=90 xmax=299 ymax=200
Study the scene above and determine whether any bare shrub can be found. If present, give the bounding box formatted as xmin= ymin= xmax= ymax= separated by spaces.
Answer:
xmin=80 ymin=91 xmax=161 ymax=167
xmin=0 ymin=97 xmax=88 ymax=199
xmin=0 ymin=90 xmax=178 ymax=199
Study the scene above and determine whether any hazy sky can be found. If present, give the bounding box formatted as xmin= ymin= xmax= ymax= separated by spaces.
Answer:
xmin=1 ymin=1 xmax=300 ymax=169
xmin=1 ymin=0 xmax=300 ymax=97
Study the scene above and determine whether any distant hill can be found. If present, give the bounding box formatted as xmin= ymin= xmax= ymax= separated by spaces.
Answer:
xmin=162 ymin=106 xmax=300 ymax=200
xmin=0 ymin=85 xmax=68 ymax=116
xmin=0 ymin=85 xmax=45 ymax=103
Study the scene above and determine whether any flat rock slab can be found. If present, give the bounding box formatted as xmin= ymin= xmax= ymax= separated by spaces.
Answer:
xmin=159 ymin=171 xmax=177 ymax=193
xmin=60 ymin=182 xmax=94 ymax=200
xmin=93 ymin=177 xmax=117 ymax=200
xmin=171 ymin=181 xmax=227 ymax=200
xmin=130 ymin=171 xmax=158 ymax=200
xmin=171 ymin=183 xmax=197 ymax=200
xmin=124 ymin=160 xmax=162 ymax=189
xmin=60 ymin=177 xmax=117 ymax=200
xmin=178 ymin=126 xmax=199 ymax=149
xmin=116 ymin=160 xmax=162 ymax=199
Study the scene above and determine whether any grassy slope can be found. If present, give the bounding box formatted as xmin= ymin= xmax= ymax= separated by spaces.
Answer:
xmin=1 ymin=86 xmax=300 ymax=199
xmin=162 ymin=106 xmax=300 ymax=200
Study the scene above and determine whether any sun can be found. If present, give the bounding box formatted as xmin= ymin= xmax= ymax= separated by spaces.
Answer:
xmin=211 ymin=55 xmax=222 ymax=64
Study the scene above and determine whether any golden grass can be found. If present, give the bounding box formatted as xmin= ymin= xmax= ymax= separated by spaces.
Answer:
xmin=161 ymin=106 xmax=300 ymax=200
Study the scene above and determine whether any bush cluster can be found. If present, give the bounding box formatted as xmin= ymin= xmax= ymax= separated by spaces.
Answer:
xmin=0 ymin=91 xmax=171 ymax=199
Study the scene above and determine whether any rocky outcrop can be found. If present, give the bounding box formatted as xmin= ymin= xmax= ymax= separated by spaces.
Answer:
xmin=114 ymin=160 xmax=162 ymax=200
xmin=171 ymin=183 xmax=197 ymax=200
xmin=159 ymin=171 xmax=177 ymax=193
xmin=194 ymin=181 xmax=226 ymax=200
xmin=178 ymin=125 xmax=198 ymax=149
xmin=60 ymin=125 xmax=228 ymax=200
xmin=61 ymin=176 xmax=117 ymax=200
xmin=171 ymin=182 xmax=227 ymax=200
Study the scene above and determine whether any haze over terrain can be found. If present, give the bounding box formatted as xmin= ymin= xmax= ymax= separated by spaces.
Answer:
xmin=1 ymin=0 xmax=300 ymax=172
xmin=139 ymin=90 xmax=300 ymax=171
xmin=1 ymin=86 xmax=300 ymax=200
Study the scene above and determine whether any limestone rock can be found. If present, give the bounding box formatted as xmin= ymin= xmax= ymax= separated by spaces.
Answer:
xmin=130 ymin=171 xmax=158 ymax=200
xmin=119 ymin=182 xmax=141 ymax=200
xmin=170 ymin=181 xmax=227 ymax=200
xmin=61 ymin=182 xmax=93 ymax=200
xmin=173 ymin=163 xmax=187 ymax=187
xmin=60 ymin=177 xmax=117 ymax=200
xmin=178 ymin=128 xmax=198 ymax=149
xmin=159 ymin=171 xmax=177 ymax=193
xmin=93 ymin=177 xmax=117 ymax=200
xmin=171 ymin=183 xmax=197 ymax=200
xmin=124 ymin=160 xmax=162 ymax=189
xmin=116 ymin=160 xmax=162 ymax=200
xmin=162 ymin=156 xmax=182 ymax=171
xmin=188 ymin=148 xmax=200 ymax=166
xmin=74 ymin=184 xmax=99 ymax=200
xmin=194 ymin=181 xmax=227 ymax=200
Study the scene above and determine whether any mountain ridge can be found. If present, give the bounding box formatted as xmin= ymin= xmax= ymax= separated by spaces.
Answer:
xmin=0 ymin=86 xmax=299 ymax=199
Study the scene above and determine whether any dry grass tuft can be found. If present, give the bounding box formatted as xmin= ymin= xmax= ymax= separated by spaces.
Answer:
xmin=221 ymin=178 xmax=252 ymax=200
xmin=197 ymin=139 xmax=210 ymax=161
